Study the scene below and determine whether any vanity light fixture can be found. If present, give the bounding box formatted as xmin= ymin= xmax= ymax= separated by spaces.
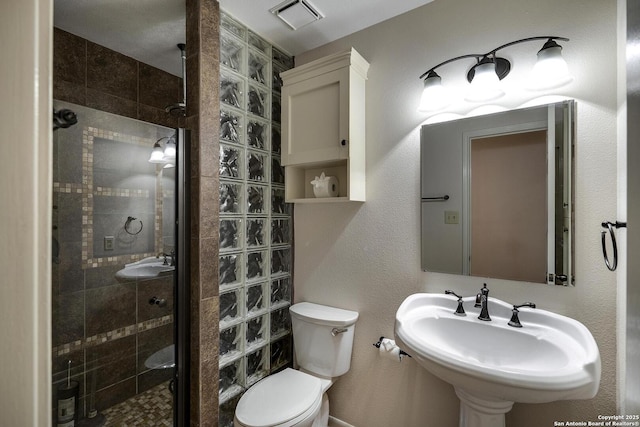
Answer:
xmin=148 ymin=135 xmax=177 ymax=165
xmin=418 ymin=36 xmax=572 ymax=112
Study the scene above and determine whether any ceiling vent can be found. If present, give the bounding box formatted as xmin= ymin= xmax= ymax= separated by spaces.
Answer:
xmin=270 ymin=0 xmax=323 ymax=30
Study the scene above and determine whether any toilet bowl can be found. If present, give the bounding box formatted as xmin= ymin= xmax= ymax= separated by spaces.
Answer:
xmin=234 ymin=368 xmax=323 ymax=427
xmin=234 ymin=302 xmax=359 ymax=427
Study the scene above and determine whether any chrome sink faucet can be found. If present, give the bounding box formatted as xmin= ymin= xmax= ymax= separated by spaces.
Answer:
xmin=157 ymin=250 xmax=175 ymax=266
xmin=475 ymin=283 xmax=491 ymax=321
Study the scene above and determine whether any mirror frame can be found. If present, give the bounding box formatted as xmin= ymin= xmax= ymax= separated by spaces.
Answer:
xmin=420 ymin=100 xmax=575 ymax=285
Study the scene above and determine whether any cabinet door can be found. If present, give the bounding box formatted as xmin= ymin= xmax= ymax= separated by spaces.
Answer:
xmin=282 ymin=68 xmax=349 ymax=165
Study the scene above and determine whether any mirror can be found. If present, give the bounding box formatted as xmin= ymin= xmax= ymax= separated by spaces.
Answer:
xmin=420 ymin=100 xmax=575 ymax=285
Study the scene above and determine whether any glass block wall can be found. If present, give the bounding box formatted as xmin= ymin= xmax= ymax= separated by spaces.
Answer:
xmin=218 ymin=11 xmax=295 ymax=425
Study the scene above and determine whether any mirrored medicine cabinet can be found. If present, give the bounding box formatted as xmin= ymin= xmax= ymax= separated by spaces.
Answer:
xmin=420 ymin=100 xmax=575 ymax=285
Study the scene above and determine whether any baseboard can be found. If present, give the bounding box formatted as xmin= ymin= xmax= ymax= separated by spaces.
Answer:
xmin=329 ymin=415 xmax=356 ymax=427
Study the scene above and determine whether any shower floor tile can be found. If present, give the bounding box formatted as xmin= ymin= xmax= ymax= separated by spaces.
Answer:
xmin=101 ymin=381 xmax=172 ymax=426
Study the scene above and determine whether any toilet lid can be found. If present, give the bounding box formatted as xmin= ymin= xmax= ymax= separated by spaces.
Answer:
xmin=235 ymin=368 xmax=322 ymax=427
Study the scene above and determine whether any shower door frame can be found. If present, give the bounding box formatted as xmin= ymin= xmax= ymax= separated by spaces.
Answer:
xmin=175 ymin=128 xmax=191 ymax=426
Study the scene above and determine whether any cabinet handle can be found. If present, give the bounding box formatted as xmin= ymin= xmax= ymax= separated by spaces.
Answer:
xmin=341 ymin=139 xmax=347 ymax=146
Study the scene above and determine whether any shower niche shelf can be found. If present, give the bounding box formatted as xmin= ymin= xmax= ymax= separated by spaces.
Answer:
xmin=281 ymin=48 xmax=369 ymax=203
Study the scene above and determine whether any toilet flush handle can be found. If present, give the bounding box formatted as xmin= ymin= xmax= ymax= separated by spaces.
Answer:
xmin=331 ymin=327 xmax=348 ymax=337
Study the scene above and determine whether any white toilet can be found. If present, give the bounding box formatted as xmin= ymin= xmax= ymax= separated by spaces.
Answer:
xmin=234 ymin=302 xmax=359 ymax=427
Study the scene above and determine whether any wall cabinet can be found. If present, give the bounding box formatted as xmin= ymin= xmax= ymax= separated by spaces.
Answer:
xmin=281 ymin=48 xmax=369 ymax=202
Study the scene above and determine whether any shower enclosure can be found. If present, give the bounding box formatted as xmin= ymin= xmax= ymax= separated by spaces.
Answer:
xmin=52 ymin=100 xmax=189 ymax=426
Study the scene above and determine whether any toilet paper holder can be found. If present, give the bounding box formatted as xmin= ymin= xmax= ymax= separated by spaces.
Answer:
xmin=373 ymin=336 xmax=411 ymax=358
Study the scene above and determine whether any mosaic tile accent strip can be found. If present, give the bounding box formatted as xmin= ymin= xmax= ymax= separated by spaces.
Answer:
xmin=53 ymin=182 xmax=84 ymax=193
xmin=80 ymin=126 xmax=170 ymax=268
xmin=53 ymin=315 xmax=173 ymax=357
xmin=218 ymin=11 xmax=294 ymax=410
xmin=101 ymin=381 xmax=172 ymax=426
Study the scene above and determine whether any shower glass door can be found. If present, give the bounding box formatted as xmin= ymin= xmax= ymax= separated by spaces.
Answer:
xmin=52 ymin=100 xmax=182 ymax=426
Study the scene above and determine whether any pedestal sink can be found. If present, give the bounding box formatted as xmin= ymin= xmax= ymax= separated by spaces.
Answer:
xmin=394 ymin=293 xmax=601 ymax=427
xmin=115 ymin=256 xmax=174 ymax=282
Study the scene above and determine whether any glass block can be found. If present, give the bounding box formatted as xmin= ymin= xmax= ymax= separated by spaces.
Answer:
xmin=247 ymin=218 xmax=266 ymax=247
xmin=271 ymin=126 xmax=281 ymax=154
xmin=220 ymin=108 xmax=243 ymax=144
xmin=221 ymin=32 xmax=245 ymax=73
xmin=272 ymin=63 xmax=285 ymax=93
xmin=271 ymin=219 xmax=290 ymax=245
xmin=248 ymin=30 xmax=270 ymax=55
xmin=221 ymin=14 xmax=246 ymax=41
xmin=270 ymin=336 xmax=292 ymax=372
xmin=220 ymin=70 xmax=244 ymax=109
xmin=270 ymin=307 xmax=291 ymax=339
xmin=247 ymin=151 xmax=266 ymax=182
xmin=220 ymin=288 xmax=243 ymax=328
xmin=272 ymin=95 xmax=281 ymax=124
xmin=271 ymin=157 xmax=284 ymax=184
xmin=220 ymin=144 xmax=242 ymax=179
xmin=246 ymin=315 xmax=268 ymax=351
xmin=248 ymin=185 xmax=266 ymax=214
xmin=247 ymin=250 xmax=267 ymax=282
xmin=246 ymin=282 xmax=267 ymax=316
xmin=247 ymin=84 xmax=268 ymax=118
xmin=220 ymin=181 xmax=243 ymax=213
xmin=246 ymin=347 xmax=269 ymax=386
xmin=271 ymin=188 xmax=289 ymax=215
xmin=247 ymin=119 xmax=268 ymax=151
xmin=220 ymin=219 xmax=241 ymax=252
xmin=219 ymin=358 xmax=243 ymax=404
xmin=220 ymin=253 xmax=242 ymax=290
xmin=220 ymin=323 xmax=243 ymax=363
xmin=248 ymin=51 xmax=269 ymax=86
xmin=271 ymin=248 xmax=291 ymax=275
xmin=271 ymin=277 xmax=291 ymax=308
xmin=272 ymin=47 xmax=294 ymax=69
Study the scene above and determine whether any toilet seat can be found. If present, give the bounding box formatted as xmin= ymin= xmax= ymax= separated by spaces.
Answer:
xmin=235 ymin=368 xmax=322 ymax=427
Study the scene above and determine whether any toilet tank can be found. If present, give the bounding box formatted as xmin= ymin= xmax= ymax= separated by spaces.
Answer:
xmin=289 ymin=302 xmax=359 ymax=378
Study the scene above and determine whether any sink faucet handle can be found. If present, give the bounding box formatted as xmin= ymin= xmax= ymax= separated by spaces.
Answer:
xmin=474 ymin=283 xmax=489 ymax=308
xmin=508 ymin=302 xmax=536 ymax=328
xmin=444 ymin=290 xmax=466 ymax=316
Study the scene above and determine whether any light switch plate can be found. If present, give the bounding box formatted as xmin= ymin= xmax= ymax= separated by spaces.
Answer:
xmin=104 ymin=236 xmax=115 ymax=251
xmin=445 ymin=211 xmax=459 ymax=224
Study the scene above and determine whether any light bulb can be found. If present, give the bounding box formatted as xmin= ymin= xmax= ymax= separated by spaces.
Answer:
xmin=148 ymin=143 xmax=166 ymax=163
xmin=162 ymin=138 xmax=177 ymax=161
xmin=465 ymin=60 xmax=504 ymax=102
xmin=418 ymin=71 xmax=452 ymax=112
xmin=528 ymin=40 xmax=573 ymax=90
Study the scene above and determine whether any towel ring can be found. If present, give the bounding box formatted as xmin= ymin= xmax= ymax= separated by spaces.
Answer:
xmin=601 ymin=221 xmax=626 ymax=271
xmin=124 ymin=216 xmax=143 ymax=235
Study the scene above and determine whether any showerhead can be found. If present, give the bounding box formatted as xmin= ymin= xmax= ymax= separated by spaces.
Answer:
xmin=166 ymin=43 xmax=187 ymax=117
xmin=165 ymin=102 xmax=186 ymax=116
xmin=53 ymin=108 xmax=77 ymax=130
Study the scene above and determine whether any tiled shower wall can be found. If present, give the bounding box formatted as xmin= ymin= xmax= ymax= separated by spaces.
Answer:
xmin=217 ymin=12 xmax=294 ymax=425
xmin=52 ymin=28 xmax=182 ymax=419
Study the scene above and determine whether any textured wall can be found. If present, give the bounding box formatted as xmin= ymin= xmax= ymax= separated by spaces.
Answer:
xmin=293 ymin=0 xmax=619 ymax=426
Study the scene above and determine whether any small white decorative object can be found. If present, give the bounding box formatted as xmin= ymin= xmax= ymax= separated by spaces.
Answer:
xmin=310 ymin=172 xmax=339 ymax=198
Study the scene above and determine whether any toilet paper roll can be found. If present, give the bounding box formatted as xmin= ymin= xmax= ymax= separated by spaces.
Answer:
xmin=378 ymin=338 xmax=402 ymax=362
xmin=312 ymin=176 xmax=339 ymax=198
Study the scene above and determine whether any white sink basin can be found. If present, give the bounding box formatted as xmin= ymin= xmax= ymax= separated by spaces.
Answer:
xmin=395 ymin=293 xmax=601 ymax=427
xmin=115 ymin=256 xmax=174 ymax=282
xmin=144 ymin=344 xmax=175 ymax=370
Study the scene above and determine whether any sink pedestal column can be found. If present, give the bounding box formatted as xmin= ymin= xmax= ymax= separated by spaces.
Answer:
xmin=455 ymin=388 xmax=514 ymax=427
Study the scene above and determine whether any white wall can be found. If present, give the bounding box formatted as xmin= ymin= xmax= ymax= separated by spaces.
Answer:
xmin=293 ymin=0 xmax=619 ymax=426
xmin=0 ymin=0 xmax=52 ymax=426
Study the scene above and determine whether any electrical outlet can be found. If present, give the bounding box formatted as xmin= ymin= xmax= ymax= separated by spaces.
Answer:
xmin=104 ymin=236 xmax=115 ymax=251
xmin=444 ymin=211 xmax=459 ymax=224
